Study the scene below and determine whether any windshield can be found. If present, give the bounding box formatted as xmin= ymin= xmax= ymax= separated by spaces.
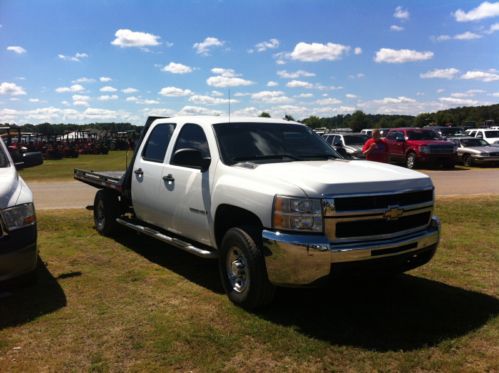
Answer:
xmin=407 ymin=130 xmax=440 ymax=140
xmin=484 ymin=131 xmax=499 ymax=138
xmin=461 ymin=138 xmax=489 ymax=147
xmin=0 ymin=140 xmax=10 ymax=168
xmin=344 ymin=134 xmax=368 ymax=145
xmin=213 ymin=122 xmax=339 ymax=165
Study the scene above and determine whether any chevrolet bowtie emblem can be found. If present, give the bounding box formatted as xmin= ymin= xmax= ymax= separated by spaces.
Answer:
xmin=384 ymin=206 xmax=404 ymax=220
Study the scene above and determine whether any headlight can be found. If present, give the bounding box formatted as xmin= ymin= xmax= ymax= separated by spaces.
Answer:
xmin=420 ymin=146 xmax=431 ymax=154
xmin=479 ymin=152 xmax=489 ymax=156
xmin=272 ymin=196 xmax=323 ymax=232
xmin=1 ymin=203 xmax=36 ymax=231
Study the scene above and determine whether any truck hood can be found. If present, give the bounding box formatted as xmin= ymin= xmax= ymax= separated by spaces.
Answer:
xmin=463 ymin=146 xmax=499 ymax=154
xmin=0 ymin=167 xmax=21 ymax=208
xmin=251 ymin=160 xmax=432 ymax=197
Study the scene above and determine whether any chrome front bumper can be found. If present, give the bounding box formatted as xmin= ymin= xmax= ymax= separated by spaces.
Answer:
xmin=263 ymin=216 xmax=440 ymax=286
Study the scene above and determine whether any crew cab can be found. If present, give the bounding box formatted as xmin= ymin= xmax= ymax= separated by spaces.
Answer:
xmin=465 ymin=129 xmax=499 ymax=146
xmin=385 ymin=128 xmax=457 ymax=169
xmin=323 ymin=133 xmax=368 ymax=159
xmin=0 ymin=137 xmax=43 ymax=283
xmin=75 ymin=117 xmax=441 ymax=309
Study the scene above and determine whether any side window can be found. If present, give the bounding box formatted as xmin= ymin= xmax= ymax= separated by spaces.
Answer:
xmin=142 ymin=123 xmax=175 ymax=163
xmin=476 ymin=131 xmax=483 ymax=138
xmin=172 ymin=123 xmax=210 ymax=163
xmin=333 ymin=136 xmax=342 ymax=146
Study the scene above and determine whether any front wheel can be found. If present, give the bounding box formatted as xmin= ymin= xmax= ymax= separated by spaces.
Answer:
xmin=406 ymin=152 xmax=417 ymax=169
xmin=463 ymin=154 xmax=472 ymax=167
xmin=219 ymin=227 xmax=275 ymax=310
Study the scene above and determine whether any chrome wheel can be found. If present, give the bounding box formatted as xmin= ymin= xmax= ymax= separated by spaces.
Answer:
xmin=406 ymin=153 xmax=416 ymax=169
xmin=226 ymin=246 xmax=250 ymax=294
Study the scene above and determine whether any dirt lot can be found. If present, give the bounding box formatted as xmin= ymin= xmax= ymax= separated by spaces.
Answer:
xmin=30 ymin=169 xmax=499 ymax=210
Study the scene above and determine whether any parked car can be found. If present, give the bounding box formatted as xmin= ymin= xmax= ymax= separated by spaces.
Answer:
xmin=425 ymin=126 xmax=466 ymax=139
xmin=465 ymin=129 xmax=499 ymax=146
xmin=323 ymin=133 xmax=368 ymax=159
xmin=384 ymin=128 xmax=457 ymax=169
xmin=75 ymin=116 xmax=440 ymax=309
xmin=448 ymin=136 xmax=499 ymax=166
xmin=0 ymin=138 xmax=43 ymax=283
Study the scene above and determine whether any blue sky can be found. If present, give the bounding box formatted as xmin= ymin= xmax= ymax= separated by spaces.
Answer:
xmin=1 ymin=0 xmax=498 ymax=124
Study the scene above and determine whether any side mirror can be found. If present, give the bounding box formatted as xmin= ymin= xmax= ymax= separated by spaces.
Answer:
xmin=395 ymin=137 xmax=405 ymax=142
xmin=172 ymin=148 xmax=211 ymax=171
xmin=15 ymin=151 xmax=44 ymax=170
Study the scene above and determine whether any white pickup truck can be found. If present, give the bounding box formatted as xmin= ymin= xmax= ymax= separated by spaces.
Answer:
xmin=75 ymin=116 xmax=440 ymax=309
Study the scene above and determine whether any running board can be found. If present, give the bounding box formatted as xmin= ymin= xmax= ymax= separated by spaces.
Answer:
xmin=116 ymin=218 xmax=218 ymax=259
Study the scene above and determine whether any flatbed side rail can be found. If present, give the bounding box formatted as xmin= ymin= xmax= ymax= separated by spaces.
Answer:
xmin=74 ymin=168 xmax=124 ymax=192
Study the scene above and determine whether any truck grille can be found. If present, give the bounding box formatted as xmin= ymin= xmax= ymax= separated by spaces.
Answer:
xmin=324 ymin=189 xmax=434 ymax=242
xmin=429 ymin=145 xmax=454 ymax=154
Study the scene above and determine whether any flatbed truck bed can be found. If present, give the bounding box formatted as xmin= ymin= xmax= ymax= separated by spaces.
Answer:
xmin=74 ymin=169 xmax=125 ymax=192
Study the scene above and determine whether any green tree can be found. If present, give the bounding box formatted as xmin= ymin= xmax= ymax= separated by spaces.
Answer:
xmin=346 ymin=110 xmax=368 ymax=132
xmin=301 ymin=115 xmax=322 ymax=129
xmin=259 ymin=112 xmax=271 ymax=118
xmin=283 ymin=114 xmax=295 ymax=121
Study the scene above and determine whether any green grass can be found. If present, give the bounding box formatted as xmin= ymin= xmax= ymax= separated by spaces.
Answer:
xmin=0 ymin=197 xmax=497 ymax=371
xmin=19 ymin=151 xmax=131 ymax=181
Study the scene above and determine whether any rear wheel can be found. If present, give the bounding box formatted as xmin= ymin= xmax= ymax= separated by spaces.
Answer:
xmin=219 ymin=227 xmax=275 ymax=310
xmin=93 ymin=190 xmax=122 ymax=236
xmin=406 ymin=152 xmax=417 ymax=169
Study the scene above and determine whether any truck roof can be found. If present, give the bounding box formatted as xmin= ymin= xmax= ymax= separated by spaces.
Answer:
xmin=151 ymin=116 xmax=303 ymax=128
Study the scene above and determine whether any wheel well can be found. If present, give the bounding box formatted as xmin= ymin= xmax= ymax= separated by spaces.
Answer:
xmin=214 ymin=205 xmax=263 ymax=248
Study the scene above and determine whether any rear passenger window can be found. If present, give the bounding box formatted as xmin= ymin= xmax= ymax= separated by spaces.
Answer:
xmin=142 ymin=123 xmax=175 ymax=162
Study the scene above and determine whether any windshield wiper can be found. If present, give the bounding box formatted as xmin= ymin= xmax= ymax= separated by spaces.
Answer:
xmin=300 ymin=154 xmax=338 ymax=160
xmin=232 ymin=154 xmax=301 ymax=164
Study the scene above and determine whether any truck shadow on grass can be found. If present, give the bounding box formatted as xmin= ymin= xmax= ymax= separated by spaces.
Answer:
xmin=257 ymin=275 xmax=499 ymax=352
xmin=113 ymin=231 xmax=223 ymax=294
xmin=112 ymin=230 xmax=498 ymax=352
xmin=0 ymin=261 xmax=67 ymax=330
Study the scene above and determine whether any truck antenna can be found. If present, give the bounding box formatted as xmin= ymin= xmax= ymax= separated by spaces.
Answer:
xmin=228 ymin=88 xmax=231 ymax=123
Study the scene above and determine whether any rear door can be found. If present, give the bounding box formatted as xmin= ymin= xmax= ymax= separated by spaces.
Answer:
xmin=131 ymin=122 xmax=176 ymax=225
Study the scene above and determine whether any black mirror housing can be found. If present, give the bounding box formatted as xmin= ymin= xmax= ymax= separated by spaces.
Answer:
xmin=172 ymin=148 xmax=211 ymax=171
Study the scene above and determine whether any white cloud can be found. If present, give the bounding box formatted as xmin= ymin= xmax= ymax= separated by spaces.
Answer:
xmin=232 ymin=107 xmax=260 ymax=117
xmin=188 ymin=95 xmax=234 ymax=105
xmin=296 ymin=93 xmax=314 ymax=98
xmin=142 ymin=99 xmax=159 ymax=105
xmin=251 ymin=90 xmax=292 ymax=104
xmin=0 ymin=82 xmax=26 ymax=96
xmin=7 ymin=46 xmax=26 ymax=54
xmin=420 ymin=68 xmax=460 ymax=79
xmin=206 ymin=68 xmax=254 ymax=88
xmin=29 ymin=98 xmax=40 ymax=103
xmin=98 ymin=95 xmax=119 ymax=101
xmin=159 ymin=86 xmax=193 ymax=97
xmin=277 ymin=70 xmax=315 ymax=79
xmin=378 ymin=96 xmax=416 ymax=104
xmin=453 ymin=2 xmax=499 ymax=22
xmin=234 ymin=92 xmax=251 ymax=97
xmin=454 ymin=31 xmax=483 ymax=40
xmin=100 ymin=86 xmax=118 ymax=92
xmin=286 ymin=80 xmax=314 ymax=89
xmin=252 ymin=38 xmax=279 ymax=52
xmin=486 ymin=22 xmax=499 ymax=33
xmin=144 ymin=108 xmax=176 ymax=117
xmin=72 ymin=94 xmax=90 ymax=106
xmin=491 ymin=92 xmax=499 ymax=97
xmin=122 ymin=87 xmax=138 ymax=94
xmin=111 ymin=29 xmax=161 ymax=48
xmin=55 ymin=84 xmax=85 ymax=93
xmin=461 ymin=69 xmax=499 ymax=82
xmin=211 ymin=90 xmax=224 ymax=97
xmin=315 ymin=98 xmax=342 ymax=105
xmin=394 ymin=6 xmax=410 ymax=20
xmin=390 ymin=25 xmax=404 ymax=32
xmin=289 ymin=42 xmax=350 ymax=62
xmin=177 ymin=105 xmax=223 ymax=116
xmin=354 ymin=47 xmax=362 ymax=55
xmin=349 ymin=73 xmax=365 ymax=79
xmin=126 ymin=96 xmax=139 ymax=102
xmin=346 ymin=94 xmax=358 ymax=99
xmin=374 ymin=48 xmax=433 ymax=63
xmin=439 ymin=97 xmax=479 ymax=106
xmin=434 ymin=35 xmax=452 ymax=41
xmin=267 ymin=81 xmax=279 ymax=87
xmin=73 ymin=77 xmax=96 ymax=84
xmin=100 ymin=76 xmax=112 ymax=82
xmin=193 ymin=37 xmax=224 ymax=55
xmin=162 ymin=62 xmax=193 ymax=74
xmin=58 ymin=52 xmax=88 ymax=62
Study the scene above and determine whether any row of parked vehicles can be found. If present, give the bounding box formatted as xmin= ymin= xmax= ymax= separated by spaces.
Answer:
xmin=322 ymin=126 xmax=499 ymax=169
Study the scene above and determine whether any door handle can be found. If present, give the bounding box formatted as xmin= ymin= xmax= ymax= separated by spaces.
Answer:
xmin=134 ymin=168 xmax=144 ymax=176
xmin=163 ymin=174 xmax=175 ymax=183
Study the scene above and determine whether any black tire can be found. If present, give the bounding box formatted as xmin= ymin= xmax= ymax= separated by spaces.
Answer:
xmin=463 ymin=154 xmax=472 ymax=167
xmin=406 ymin=152 xmax=417 ymax=169
xmin=444 ymin=160 xmax=455 ymax=169
xmin=219 ymin=227 xmax=275 ymax=310
xmin=93 ymin=189 xmax=122 ymax=236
